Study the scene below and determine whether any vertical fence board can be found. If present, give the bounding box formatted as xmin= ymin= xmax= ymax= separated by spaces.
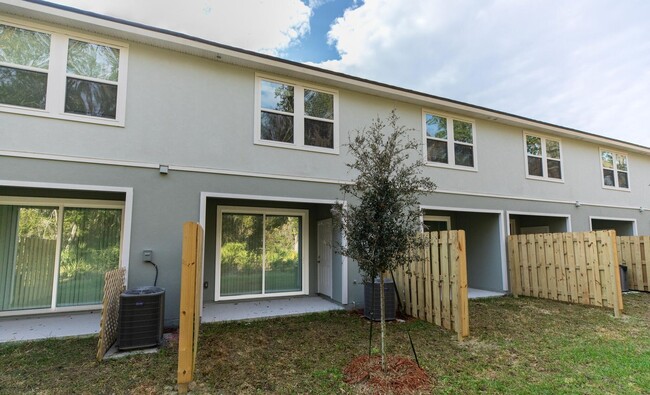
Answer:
xmin=424 ymin=234 xmax=433 ymax=323
xmin=543 ymin=235 xmax=557 ymax=300
xmin=402 ymin=259 xmax=411 ymax=316
xmin=449 ymin=232 xmax=459 ymax=333
xmin=639 ymin=238 xmax=649 ymax=292
xmin=526 ymin=235 xmax=539 ymax=297
xmin=416 ymin=244 xmax=425 ymax=320
xmin=596 ymin=232 xmax=613 ymax=307
xmin=575 ymin=235 xmax=590 ymax=304
xmin=564 ymin=234 xmax=578 ymax=304
xmin=619 ymin=237 xmax=634 ymax=289
xmin=585 ymin=232 xmax=601 ymax=306
xmin=409 ymin=253 xmax=418 ymax=318
xmin=535 ymin=234 xmax=548 ymax=299
xmin=508 ymin=234 xmax=520 ymax=297
xmin=606 ymin=231 xmax=623 ymax=317
xmin=440 ymin=232 xmax=451 ymax=330
xmin=457 ymin=231 xmax=469 ymax=340
xmin=524 ymin=235 xmax=538 ymax=296
xmin=431 ymin=232 xmax=441 ymax=327
xmin=628 ymin=236 xmax=650 ymax=291
xmin=553 ymin=233 xmax=568 ymax=302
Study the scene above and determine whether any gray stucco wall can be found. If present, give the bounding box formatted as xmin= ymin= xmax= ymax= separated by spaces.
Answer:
xmin=1 ymin=19 xmax=649 ymax=213
xmin=454 ymin=212 xmax=503 ymax=292
xmin=2 ymin=154 xmax=650 ymax=321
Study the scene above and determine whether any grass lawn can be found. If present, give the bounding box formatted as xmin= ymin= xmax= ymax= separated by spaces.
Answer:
xmin=1 ymin=293 xmax=649 ymax=394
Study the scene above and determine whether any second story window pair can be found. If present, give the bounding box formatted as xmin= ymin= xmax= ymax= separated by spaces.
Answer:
xmin=525 ymin=133 xmax=563 ymax=181
xmin=255 ymin=75 xmax=339 ymax=153
xmin=0 ymin=19 xmax=128 ymax=125
xmin=424 ymin=111 xmax=476 ymax=169
xmin=601 ymin=149 xmax=629 ymax=190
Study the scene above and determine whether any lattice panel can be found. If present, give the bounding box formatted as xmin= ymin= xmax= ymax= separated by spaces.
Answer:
xmin=96 ymin=267 xmax=126 ymax=361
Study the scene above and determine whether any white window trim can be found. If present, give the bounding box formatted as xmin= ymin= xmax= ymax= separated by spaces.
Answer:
xmin=254 ymin=73 xmax=339 ymax=155
xmin=422 ymin=109 xmax=478 ymax=172
xmin=589 ymin=216 xmax=638 ymax=235
xmin=0 ymin=16 xmax=129 ymax=127
xmin=422 ymin=215 xmax=451 ymax=231
xmin=215 ymin=205 xmax=309 ymax=301
xmin=0 ymin=196 xmax=126 ymax=317
xmin=505 ymin=211 xmax=572 ymax=236
xmin=523 ymin=131 xmax=564 ymax=183
xmin=599 ymin=148 xmax=631 ymax=191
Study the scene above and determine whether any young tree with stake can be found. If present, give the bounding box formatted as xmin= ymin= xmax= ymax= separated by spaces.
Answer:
xmin=332 ymin=110 xmax=435 ymax=371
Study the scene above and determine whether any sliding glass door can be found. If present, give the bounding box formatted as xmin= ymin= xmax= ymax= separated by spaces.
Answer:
xmin=217 ymin=207 xmax=307 ymax=299
xmin=57 ymin=208 xmax=122 ymax=306
xmin=0 ymin=206 xmax=57 ymax=311
xmin=0 ymin=201 xmax=123 ymax=312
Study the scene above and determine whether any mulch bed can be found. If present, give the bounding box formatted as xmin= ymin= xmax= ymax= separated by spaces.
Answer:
xmin=343 ymin=354 xmax=433 ymax=394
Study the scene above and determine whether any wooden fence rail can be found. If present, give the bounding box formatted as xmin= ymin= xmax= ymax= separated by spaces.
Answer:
xmin=394 ymin=230 xmax=469 ymax=340
xmin=617 ymin=236 xmax=650 ymax=292
xmin=507 ymin=230 xmax=623 ymax=317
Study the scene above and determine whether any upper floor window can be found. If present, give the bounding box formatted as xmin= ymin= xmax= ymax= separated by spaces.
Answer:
xmin=524 ymin=133 xmax=563 ymax=181
xmin=255 ymin=75 xmax=339 ymax=153
xmin=0 ymin=24 xmax=50 ymax=109
xmin=423 ymin=111 xmax=476 ymax=170
xmin=0 ymin=19 xmax=128 ymax=126
xmin=600 ymin=149 xmax=629 ymax=190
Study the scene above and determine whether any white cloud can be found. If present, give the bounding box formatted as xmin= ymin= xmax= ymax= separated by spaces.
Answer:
xmin=319 ymin=0 xmax=650 ymax=146
xmin=54 ymin=0 xmax=312 ymax=55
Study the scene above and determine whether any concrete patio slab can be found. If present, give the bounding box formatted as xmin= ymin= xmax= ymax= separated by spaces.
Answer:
xmin=468 ymin=288 xmax=506 ymax=299
xmin=202 ymin=296 xmax=344 ymax=323
xmin=0 ymin=310 xmax=101 ymax=343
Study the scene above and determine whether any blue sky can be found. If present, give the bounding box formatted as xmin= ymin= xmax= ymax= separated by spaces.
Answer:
xmin=282 ymin=0 xmax=356 ymax=62
xmin=52 ymin=0 xmax=650 ymax=147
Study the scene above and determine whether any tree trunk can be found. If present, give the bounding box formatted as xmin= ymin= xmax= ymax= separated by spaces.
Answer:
xmin=380 ymin=272 xmax=386 ymax=372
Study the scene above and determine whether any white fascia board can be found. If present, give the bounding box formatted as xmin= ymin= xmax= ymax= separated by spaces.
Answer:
xmin=1 ymin=0 xmax=649 ymax=155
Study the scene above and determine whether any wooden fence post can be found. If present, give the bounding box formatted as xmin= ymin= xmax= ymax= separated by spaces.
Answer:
xmin=507 ymin=235 xmax=520 ymax=298
xmin=608 ymin=230 xmax=623 ymax=318
xmin=177 ymin=222 xmax=204 ymax=393
xmin=457 ymin=230 xmax=469 ymax=341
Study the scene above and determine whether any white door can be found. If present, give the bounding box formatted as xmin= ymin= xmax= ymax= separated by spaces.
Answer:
xmin=317 ymin=219 xmax=333 ymax=298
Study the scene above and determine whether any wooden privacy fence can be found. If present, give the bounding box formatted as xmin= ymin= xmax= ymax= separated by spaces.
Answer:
xmin=394 ymin=230 xmax=469 ymax=341
xmin=177 ymin=222 xmax=204 ymax=394
xmin=617 ymin=236 xmax=650 ymax=292
xmin=507 ymin=230 xmax=623 ymax=317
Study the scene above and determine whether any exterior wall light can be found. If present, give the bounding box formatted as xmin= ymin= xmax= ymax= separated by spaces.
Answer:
xmin=159 ymin=164 xmax=169 ymax=175
xmin=575 ymin=201 xmax=581 ymax=207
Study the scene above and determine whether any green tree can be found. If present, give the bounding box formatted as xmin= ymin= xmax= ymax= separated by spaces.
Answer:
xmin=332 ymin=110 xmax=435 ymax=371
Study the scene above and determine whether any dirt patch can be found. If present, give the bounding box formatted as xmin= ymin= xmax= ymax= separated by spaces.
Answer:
xmin=343 ymin=355 xmax=432 ymax=394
